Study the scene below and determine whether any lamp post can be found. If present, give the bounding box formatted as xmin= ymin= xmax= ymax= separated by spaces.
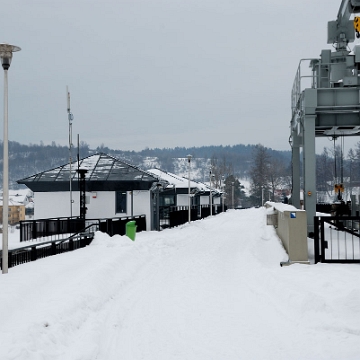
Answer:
xmin=67 ymin=87 xmax=74 ymax=217
xmin=232 ymin=182 xmax=234 ymax=209
xmin=156 ymin=183 xmax=162 ymax=231
xmin=209 ymin=168 xmax=213 ymax=216
xmin=221 ymin=175 xmax=225 ymax=213
xmin=0 ymin=43 xmax=21 ymax=274
xmin=187 ymin=155 xmax=192 ymax=223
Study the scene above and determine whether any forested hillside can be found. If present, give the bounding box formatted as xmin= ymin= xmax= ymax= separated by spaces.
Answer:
xmin=0 ymin=140 xmax=291 ymax=189
xmin=5 ymin=139 xmax=360 ymax=208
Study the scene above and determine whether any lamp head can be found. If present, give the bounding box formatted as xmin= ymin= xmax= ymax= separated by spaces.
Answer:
xmin=0 ymin=43 xmax=21 ymax=70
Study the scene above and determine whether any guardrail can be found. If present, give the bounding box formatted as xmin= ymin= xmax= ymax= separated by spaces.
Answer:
xmin=265 ymin=202 xmax=309 ymax=266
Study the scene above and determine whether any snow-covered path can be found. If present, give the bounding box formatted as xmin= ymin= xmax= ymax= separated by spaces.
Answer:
xmin=0 ymin=208 xmax=359 ymax=359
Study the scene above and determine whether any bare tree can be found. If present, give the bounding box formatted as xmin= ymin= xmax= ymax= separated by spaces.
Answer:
xmin=249 ymin=145 xmax=271 ymax=206
xmin=268 ymin=157 xmax=287 ymax=201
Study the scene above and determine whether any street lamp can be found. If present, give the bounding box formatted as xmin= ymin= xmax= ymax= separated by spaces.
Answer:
xmin=187 ymin=155 xmax=192 ymax=223
xmin=221 ymin=175 xmax=225 ymax=213
xmin=209 ymin=168 xmax=213 ymax=216
xmin=232 ymin=182 xmax=235 ymax=209
xmin=0 ymin=43 xmax=20 ymax=274
xmin=156 ymin=183 xmax=162 ymax=231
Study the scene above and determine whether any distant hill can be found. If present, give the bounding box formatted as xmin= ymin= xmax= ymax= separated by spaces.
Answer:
xmin=0 ymin=141 xmax=292 ymax=189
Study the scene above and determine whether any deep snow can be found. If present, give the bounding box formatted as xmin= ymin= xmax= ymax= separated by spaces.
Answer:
xmin=0 ymin=208 xmax=359 ymax=359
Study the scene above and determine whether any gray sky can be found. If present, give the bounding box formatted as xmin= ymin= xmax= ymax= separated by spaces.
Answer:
xmin=0 ymin=0 xmax=351 ymax=152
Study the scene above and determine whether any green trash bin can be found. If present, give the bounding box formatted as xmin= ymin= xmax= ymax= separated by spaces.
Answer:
xmin=126 ymin=220 xmax=137 ymax=241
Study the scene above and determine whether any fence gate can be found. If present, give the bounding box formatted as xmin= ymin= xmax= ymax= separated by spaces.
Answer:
xmin=314 ymin=216 xmax=360 ymax=264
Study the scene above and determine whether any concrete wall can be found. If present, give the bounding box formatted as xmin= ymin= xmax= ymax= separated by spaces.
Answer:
xmin=266 ymin=202 xmax=309 ymax=264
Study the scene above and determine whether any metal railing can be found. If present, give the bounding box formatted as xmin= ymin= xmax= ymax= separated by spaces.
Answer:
xmin=20 ymin=215 xmax=147 ymax=242
xmin=20 ymin=216 xmax=87 ymax=242
xmin=98 ymin=215 xmax=146 ymax=236
xmin=2 ymin=215 xmax=147 ymax=269
xmin=291 ymin=58 xmax=338 ymax=119
xmin=0 ymin=222 xmax=98 ymax=269
xmin=167 ymin=205 xmax=225 ymax=229
xmin=314 ymin=216 xmax=360 ymax=263
xmin=291 ymin=58 xmax=319 ymax=118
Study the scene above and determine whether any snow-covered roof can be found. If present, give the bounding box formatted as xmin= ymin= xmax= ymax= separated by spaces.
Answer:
xmin=0 ymin=189 xmax=31 ymax=206
xmin=148 ymin=168 xmax=221 ymax=195
xmin=17 ymin=153 xmax=161 ymax=192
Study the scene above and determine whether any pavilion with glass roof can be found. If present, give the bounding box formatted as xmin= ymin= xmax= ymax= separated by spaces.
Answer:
xmin=17 ymin=153 xmax=162 ymax=192
xmin=17 ymin=154 xmax=168 ymax=229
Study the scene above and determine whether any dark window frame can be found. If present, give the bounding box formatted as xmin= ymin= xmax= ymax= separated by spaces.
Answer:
xmin=115 ymin=191 xmax=127 ymax=214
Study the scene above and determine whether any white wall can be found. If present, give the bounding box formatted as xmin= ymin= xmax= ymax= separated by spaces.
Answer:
xmin=132 ymin=190 xmax=152 ymax=230
xmin=200 ymin=195 xmax=210 ymax=205
xmin=34 ymin=191 xmax=80 ymax=219
xmin=86 ymin=191 xmax=116 ymax=219
xmin=34 ymin=190 xmax=153 ymax=230
xmin=177 ymin=194 xmax=188 ymax=206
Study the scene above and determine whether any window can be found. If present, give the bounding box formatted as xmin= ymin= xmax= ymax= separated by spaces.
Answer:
xmin=160 ymin=195 xmax=175 ymax=206
xmin=115 ymin=191 xmax=127 ymax=213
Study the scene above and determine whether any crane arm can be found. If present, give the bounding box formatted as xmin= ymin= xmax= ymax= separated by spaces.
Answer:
xmin=337 ymin=0 xmax=360 ymax=23
xmin=328 ymin=0 xmax=360 ymax=48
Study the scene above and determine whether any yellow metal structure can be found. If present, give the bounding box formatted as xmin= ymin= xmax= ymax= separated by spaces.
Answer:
xmin=334 ymin=183 xmax=344 ymax=193
xmin=354 ymin=16 xmax=360 ymax=36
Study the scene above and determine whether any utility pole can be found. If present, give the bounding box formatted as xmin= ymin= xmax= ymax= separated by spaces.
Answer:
xmin=67 ymin=87 xmax=74 ymax=217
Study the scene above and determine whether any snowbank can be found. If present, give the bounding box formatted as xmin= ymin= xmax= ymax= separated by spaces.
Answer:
xmin=0 ymin=208 xmax=359 ymax=359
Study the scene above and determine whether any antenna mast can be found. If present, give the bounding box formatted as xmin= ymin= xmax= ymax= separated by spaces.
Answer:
xmin=67 ymin=86 xmax=74 ymax=217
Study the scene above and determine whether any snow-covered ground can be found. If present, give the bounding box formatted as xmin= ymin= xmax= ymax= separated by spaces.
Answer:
xmin=0 ymin=208 xmax=359 ymax=359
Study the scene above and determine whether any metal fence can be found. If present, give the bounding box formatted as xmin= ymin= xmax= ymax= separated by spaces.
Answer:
xmin=20 ymin=217 xmax=86 ymax=242
xmin=314 ymin=216 xmax=360 ymax=263
xmin=20 ymin=215 xmax=147 ymax=242
xmin=1 ymin=223 xmax=97 ymax=270
xmin=2 ymin=215 xmax=147 ymax=270
xmin=167 ymin=205 xmax=226 ymax=229
xmin=98 ymin=215 xmax=146 ymax=236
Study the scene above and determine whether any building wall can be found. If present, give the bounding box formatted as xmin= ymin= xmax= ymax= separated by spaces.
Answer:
xmin=131 ymin=190 xmax=152 ymax=230
xmin=200 ymin=196 xmax=210 ymax=205
xmin=34 ymin=190 xmax=153 ymax=230
xmin=0 ymin=205 xmax=26 ymax=225
xmin=34 ymin=192 xmax=80 ymax=219
xmin=177 ymin=194 xmax=188 ymax=206
xmin=86 ymin=191 xmax=115 ymax=219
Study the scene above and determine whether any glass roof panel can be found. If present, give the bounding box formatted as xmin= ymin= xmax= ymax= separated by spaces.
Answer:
xmin=18 ymin=153 xmax=160 ymax=184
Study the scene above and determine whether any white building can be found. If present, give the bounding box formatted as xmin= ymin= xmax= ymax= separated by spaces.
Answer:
xmin=17 ymin=153 xmax=165 ymax=230
xmin=148 ymin=168 xmax=222 ymax=206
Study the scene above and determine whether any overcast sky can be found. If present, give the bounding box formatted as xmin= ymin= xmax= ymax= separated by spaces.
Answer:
xmin=0 ymin=0 xmax=355 ymax=152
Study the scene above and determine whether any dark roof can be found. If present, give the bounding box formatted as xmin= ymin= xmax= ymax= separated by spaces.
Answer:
xmin=17 ymin=153 xmax=161 ymax=192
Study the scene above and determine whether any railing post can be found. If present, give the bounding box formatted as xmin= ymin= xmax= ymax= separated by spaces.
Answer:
xmin=32 ymin=220 xmax=37 ymax=240
xmin=314 ymin=216 xmax=320 ymax=264
xmin=31 ymin=246 xmax=37 ymax=261
xmin=320 ymin=218 xmax=326 ymax=263
xmin=8 ymin=251 xmax=12 ymax=268
xmin=51 ymin=242 xmax=56 ymax=256
xmin=20 ymin=222 xmax=23 ymax=242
